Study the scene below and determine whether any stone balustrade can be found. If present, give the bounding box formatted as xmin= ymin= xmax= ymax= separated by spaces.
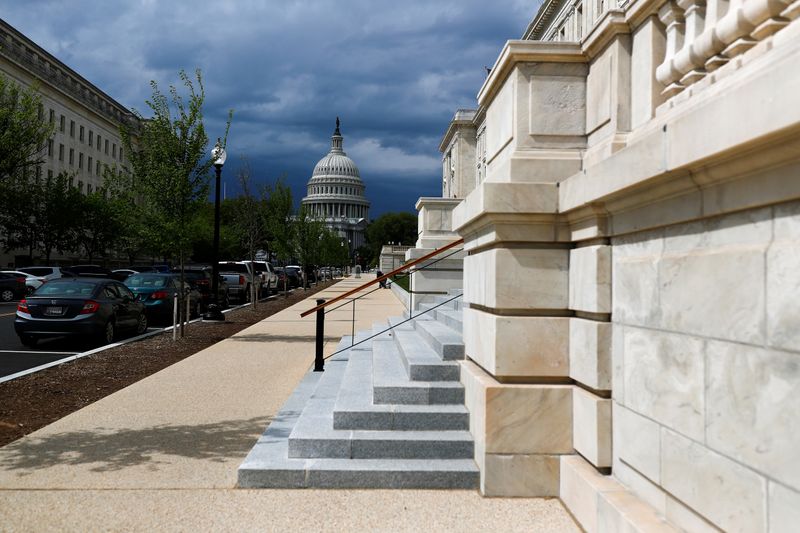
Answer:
xmin=656 ymin=0 xmax=800 ymax=95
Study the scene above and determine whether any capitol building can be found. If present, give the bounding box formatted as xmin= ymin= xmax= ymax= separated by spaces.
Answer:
xmin=300 ymin=119 xmax=370 ymax=253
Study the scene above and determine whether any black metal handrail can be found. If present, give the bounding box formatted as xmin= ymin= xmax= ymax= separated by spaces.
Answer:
xmin=323 ymin=292 xmax=462 ymax=362
xmin=305 ymin=239 xmax=465 ymax=371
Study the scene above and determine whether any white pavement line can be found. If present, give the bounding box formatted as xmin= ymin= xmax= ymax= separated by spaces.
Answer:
xmin=0 ymin=350 xmax=79 ymax=355
xmin=0 ymin=312 xmax=16 ymax=317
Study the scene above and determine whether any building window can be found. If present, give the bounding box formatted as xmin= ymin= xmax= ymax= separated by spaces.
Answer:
xmin=79 ymin=125 xmax=84 ymax=142
xmin=96 ymin=160 xmax=101 ymax=175
xmin=88 ymin=156 xmax=93 ymax=174
xmin=48 ymin=139 xmax=53 ymax=157
xmin=119 ymin=147 xmax=123 ymax=161
xmin=49 ymin=109 xmax=55 ymax=123
xmin=87 ymin=184 xmax=93 ymax=194
xmin=78 ymin=152 xmax=83 ymax=169
xmin=97 ymin=135 xmax=101 ymax=150
xmin=89 ymin=130 xmax=93 ymax=145
xmin=58 ymin=144 xmax=64 ymax=161
xmin=78 ymin=180 xmax=83 ymax=193
xmin=105 ymin=139 xmax=109 ymax=155
xmin=112 ymin=143 xmax=116 ymax=158
xmin=37 ymin=103 xmax=43 ymax=120
xmin=69 ymin=148 xmax=74 ymax=165
xmin=60 ymin=115 xmax=65 ymax=132
xmin=70 ymin=120 xmax=75 ymax=138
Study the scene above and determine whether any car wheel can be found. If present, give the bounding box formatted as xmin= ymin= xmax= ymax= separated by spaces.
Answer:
xmin=135 ymin=313 xmax=148 ymax=335
xmin=20 ymin=335 xmax=37 ymax=348
xmin=98 ymin=320 xmax=115 ymax=345
xmin=1 ymin=289 xmax=14 ymax=302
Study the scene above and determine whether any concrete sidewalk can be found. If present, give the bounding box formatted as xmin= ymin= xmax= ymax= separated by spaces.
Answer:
xmin=0 ymin=276 xmax=578 ymax=532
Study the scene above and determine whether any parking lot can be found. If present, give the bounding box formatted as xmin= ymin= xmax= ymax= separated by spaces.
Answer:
xmin=0 ymin=301 xmax=161 ymax=379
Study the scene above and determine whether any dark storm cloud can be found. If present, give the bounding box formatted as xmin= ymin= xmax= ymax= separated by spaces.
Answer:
xmin=1 ymin=0 xmax=540 ymax=215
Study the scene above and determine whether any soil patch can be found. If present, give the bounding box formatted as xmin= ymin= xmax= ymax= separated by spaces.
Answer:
xmin=0 ymin=282 xmax=335 ymax=447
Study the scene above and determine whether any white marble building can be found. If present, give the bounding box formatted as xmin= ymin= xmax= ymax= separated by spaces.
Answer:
xmin=423 ymin=0 xmax=800 ymax=530
xmin=301 ymin=119 xmax=370 ymax=253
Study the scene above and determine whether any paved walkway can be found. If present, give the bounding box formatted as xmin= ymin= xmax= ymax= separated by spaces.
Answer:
xmin=0 ymin=276 xmax=578 ymax=532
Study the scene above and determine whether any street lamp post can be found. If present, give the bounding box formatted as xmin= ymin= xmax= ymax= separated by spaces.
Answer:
xmin=204 ymin=138 xmax=227 ymax=321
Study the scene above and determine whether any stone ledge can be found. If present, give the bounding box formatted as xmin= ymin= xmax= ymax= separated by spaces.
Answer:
xmin=560 ymin=455 xmax=677 ymax=532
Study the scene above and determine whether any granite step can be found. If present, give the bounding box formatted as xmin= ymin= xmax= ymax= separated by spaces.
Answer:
xmin=393 ymin=328 xmax=461 ymax=381
xmin=237 ymin=350 xmax=478 ymax=489
xmin=372 ymin=338 xmax=464 ymax=405
xmin=414 ymin=318 xmax=464 ymax=360
xmin=288 ymin=397 xmax=473 ymax=459
xmin=333 ymin=347 xmax=469 ymax=431
xmin=435 ymin=307 xmax=463 ymax=333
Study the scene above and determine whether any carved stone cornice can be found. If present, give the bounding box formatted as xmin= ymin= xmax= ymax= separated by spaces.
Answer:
xmin=477 ymin=41 xmax=586 ymax=107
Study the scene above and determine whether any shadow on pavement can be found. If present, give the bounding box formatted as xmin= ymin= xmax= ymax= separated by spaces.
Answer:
xmin=0 ymin=416 xmax=270 ymax=473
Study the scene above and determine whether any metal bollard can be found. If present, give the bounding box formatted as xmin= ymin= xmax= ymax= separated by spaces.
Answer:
xmin=314 ymin=298 xmax=325 ymax=372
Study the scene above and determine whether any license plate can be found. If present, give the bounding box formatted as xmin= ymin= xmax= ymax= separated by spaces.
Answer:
xmin=45 ymin=306 xmax=63 ymax=316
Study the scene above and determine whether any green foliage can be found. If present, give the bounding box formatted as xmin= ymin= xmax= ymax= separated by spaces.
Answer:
xmin=75 ymin=188 xmax=120 ymax=262
xmin=119 ymin=69 xmax=231 ymax=272
xmin=0 ymin=73 xmax=55 ymax=181
xmin=293 ymin=204 xmax=324 ymax=287
xmin=233 ymin=160 xmax=268 ymax=265
xmin=319 ymin=227 xmax=350 ymax=267
xmin=364 ymin=211 xmax=417 ymax=263
xmin=264 ymin=176 xmax=295 ymax=262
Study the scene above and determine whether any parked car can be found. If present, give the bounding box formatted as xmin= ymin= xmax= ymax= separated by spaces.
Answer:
xmin=18 ymin=266 xmax=74 ymax=281
xmin=62 ymin=265 xmax=114 ymax=278
xmin=218 ymin=261 xmax=262 ymax=303
xmin=0 ymin=272 xmax=27 ymax=302
xmin=1 ymin=270 xmax=46 ymax=294
xmin=171 ymin=266 xmax=229 ymax=311
xmin=123 ymin=273 xmax=202 ymax=325
xmin=283 ymin=266 xmax=302 ymax=288
xmin=111 ymin=269 xmax=138 ymax=280
xmin=244 ymin=260 xmax=278 ymax=297
xmin=15 ymin=278 xmax=147 ymax=347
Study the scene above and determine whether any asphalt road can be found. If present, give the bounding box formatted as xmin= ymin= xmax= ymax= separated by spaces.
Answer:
xmin=0 ymin=302 xmax=81 ymax=378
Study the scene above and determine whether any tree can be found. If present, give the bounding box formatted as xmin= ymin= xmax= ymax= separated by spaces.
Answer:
xmin=102 ymin=167 xmax=154 ymax=265
xmin=233 ymin=160 xmax=268 ymax=307
xmin=264 ymin=177 xmax=295 ymax=296
xmin=75 ymin=189 xmax=120 ymax=263
xmin=0 ymin=73 xmax=55 ymax=182
xmin=364 ymin=211 xmax=417 ymax=264
xmin=120 ymin=69 xmax=231 ymax=336
xmin=32 ymin=171 xmax=82 ymax=263
xmin=293 ymin=204 xmax=324 ymax=289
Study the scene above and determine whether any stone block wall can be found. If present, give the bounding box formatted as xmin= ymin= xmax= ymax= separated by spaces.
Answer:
xmin=449 ymin=7 xmax=800 ymax=532
xmin=610 ymin=203 xmax=800 ymax=532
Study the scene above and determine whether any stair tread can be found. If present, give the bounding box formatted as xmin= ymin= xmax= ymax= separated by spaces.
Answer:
xmin=335 ymin=348 xmax=466 ymax=414
xmin=373 ymin=339 xmax=462 ymax=390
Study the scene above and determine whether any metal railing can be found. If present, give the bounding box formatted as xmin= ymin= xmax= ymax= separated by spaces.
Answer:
xmin=301 ymin=238 xmax=464 ymax=371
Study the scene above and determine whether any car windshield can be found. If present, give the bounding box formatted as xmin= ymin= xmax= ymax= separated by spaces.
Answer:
xmin=125 ymin=275 xmax=168 ymax=288
xmin=219 ymin=263 xmax=248 ymax=273
xmin=35 ymin=281 xmax=96 ymax=297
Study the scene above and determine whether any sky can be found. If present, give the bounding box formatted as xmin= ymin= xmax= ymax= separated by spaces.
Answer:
xmin=1 ymin=0 xmax=539 ymax=217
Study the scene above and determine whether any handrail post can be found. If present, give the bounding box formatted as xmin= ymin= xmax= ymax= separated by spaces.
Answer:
xmin=351 ymin=298 xmax=356 ymax=346
xmin=314 ymin=298 xmax=325 ymax=372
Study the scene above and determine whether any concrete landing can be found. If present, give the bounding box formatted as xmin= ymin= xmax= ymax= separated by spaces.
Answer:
xmin=0 ymin=275 xmax=579 ymax=531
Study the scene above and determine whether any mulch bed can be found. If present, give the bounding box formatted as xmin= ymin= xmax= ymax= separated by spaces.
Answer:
xmin=0 ymin=281 xmax=335 ymax=448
